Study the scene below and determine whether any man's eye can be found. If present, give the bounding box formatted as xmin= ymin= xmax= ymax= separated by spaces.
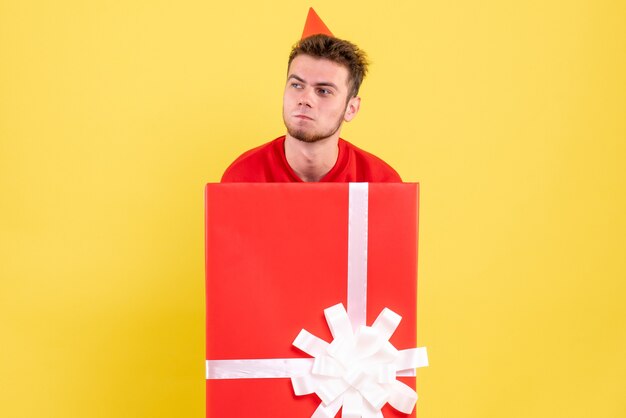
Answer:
xmin=317 ymin=88 xmax=331 ymax=95
xmin=291 ymin=83 xmax=302 ymax=89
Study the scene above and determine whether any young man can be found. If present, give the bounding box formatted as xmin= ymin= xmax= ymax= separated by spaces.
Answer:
xmin=221 ymin=33 xmax=401 ymax=183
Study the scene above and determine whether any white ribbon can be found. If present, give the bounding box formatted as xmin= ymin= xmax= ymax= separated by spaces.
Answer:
xmin=347 ymin=182 xmax=368 ymax=330
xmin=206 ymin=183 xmax=429 ymax=417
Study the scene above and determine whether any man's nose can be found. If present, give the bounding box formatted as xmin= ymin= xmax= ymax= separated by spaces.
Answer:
xmin=298 ymin=88 xmax=314 ymax=107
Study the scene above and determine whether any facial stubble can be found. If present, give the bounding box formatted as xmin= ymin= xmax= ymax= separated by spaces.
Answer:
xmin=283 ymin=108 xmax=346 ymax=143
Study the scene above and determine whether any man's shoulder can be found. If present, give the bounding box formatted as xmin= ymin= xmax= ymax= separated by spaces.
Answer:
xmin=340 ymin=139 xmax=402 ymax=182
xmin=221 ymin=136 xmax=285 ymax=182
xmin=227 ymin=138 xmax=279 ymax=167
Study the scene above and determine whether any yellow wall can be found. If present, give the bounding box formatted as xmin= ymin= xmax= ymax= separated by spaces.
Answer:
xmin=1 ymin=1 xmax=624 ymax=417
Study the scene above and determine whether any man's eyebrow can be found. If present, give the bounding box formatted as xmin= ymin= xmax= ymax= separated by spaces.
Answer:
xmin=315 ymin=81 xmax=339 ymax=89
xmin=288 ymin=74 xmax=306 ymax=83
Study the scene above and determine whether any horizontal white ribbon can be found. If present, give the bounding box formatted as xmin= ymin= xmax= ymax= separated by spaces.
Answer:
xmin=206 ymin=358 xmax=314 ymax=379
xmin=206 ymin=358 xmax=420 ymax=380
xmin=206 ymin=183 xmax=428 ymax=417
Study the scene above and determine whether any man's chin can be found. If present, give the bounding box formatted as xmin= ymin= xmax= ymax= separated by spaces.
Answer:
xmin=287 ymin=129 xmax=325 ymax=143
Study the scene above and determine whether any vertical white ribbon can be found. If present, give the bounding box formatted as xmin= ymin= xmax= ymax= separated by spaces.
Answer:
xmin=347 ymin=183 xmax=369 ymax=330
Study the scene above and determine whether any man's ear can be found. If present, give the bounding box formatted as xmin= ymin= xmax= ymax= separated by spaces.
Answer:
xmin=344 ymin=96 xmax=361 ymax=122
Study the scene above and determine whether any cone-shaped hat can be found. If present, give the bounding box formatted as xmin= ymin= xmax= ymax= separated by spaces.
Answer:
xmin=301 ymin=7 xmax=334 ymax=39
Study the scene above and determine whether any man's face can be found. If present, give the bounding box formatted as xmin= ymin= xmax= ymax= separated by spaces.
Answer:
xmin=283 ymin=54 xmax=360 ymax=143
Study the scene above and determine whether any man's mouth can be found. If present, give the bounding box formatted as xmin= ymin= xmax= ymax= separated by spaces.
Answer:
xmin=294 ymin=114 xmax=314 ymax=120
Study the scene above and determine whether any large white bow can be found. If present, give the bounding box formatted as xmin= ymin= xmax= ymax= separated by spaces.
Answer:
xmin=291 ymin=303 xmax=428 ymax=418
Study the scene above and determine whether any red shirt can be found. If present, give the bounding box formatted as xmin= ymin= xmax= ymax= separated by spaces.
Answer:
xmin=221 ymin=136 xmax=401 ymax=182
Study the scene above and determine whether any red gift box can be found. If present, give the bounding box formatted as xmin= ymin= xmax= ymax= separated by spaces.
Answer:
xmin=205 ymin=183 xmax=424 ymax=417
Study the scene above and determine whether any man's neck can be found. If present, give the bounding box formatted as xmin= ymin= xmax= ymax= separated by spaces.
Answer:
xmin=284 ymin=134 xmax=340 ymax=182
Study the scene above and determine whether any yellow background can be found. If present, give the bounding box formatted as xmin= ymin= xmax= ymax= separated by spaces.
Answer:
xmin=1 ymin=1 xmax=625 ymax=417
